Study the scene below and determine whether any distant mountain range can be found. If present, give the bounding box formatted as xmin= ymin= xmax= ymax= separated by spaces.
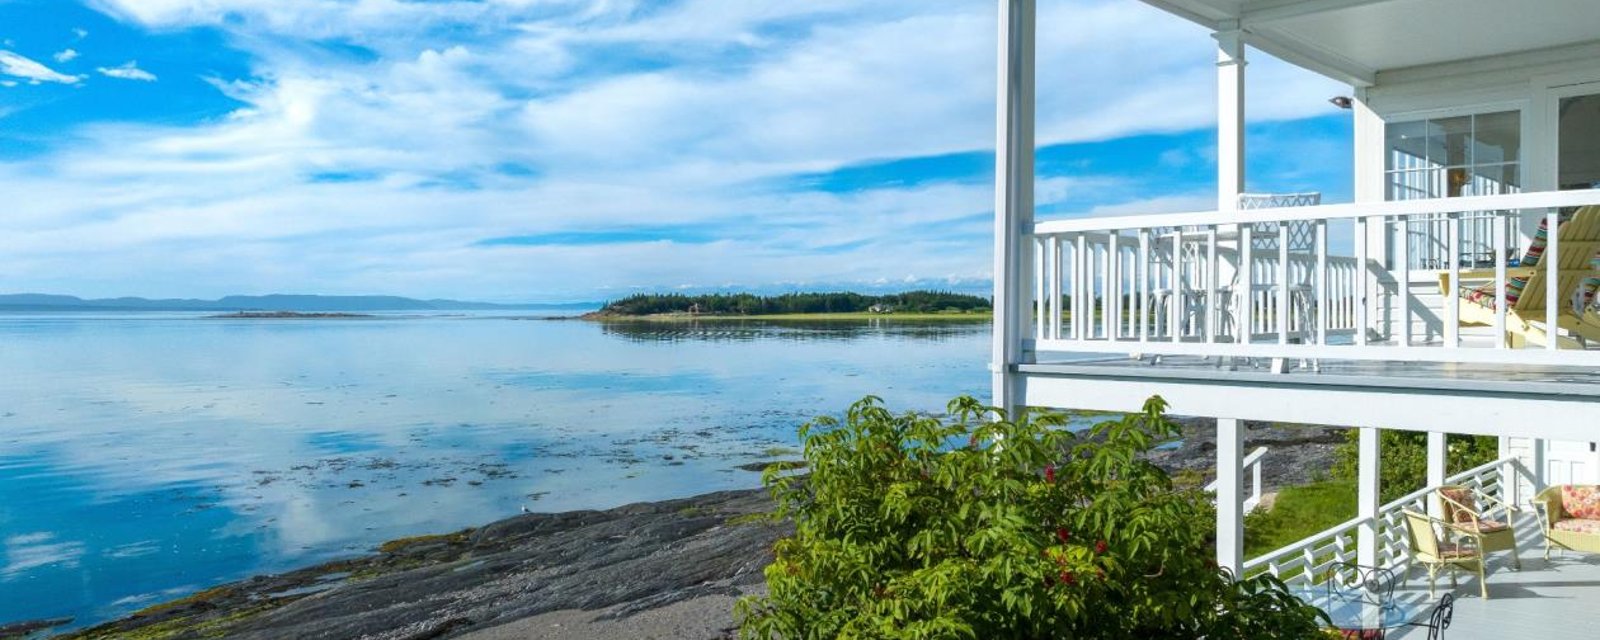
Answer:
xmin=0 ymin=293 xmax=598 ymax=312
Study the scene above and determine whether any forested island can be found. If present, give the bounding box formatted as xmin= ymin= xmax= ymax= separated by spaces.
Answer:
xmin=586 ymin=290 xmax=990 ymax=318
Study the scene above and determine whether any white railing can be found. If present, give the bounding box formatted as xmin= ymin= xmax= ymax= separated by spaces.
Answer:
xmin=1206 ymin=446 xmax=1268 ymax=512
xmin=1401 ymin=210 xmax=1518 ymax=270
xmin=1026 ymin=189 xmax=1600 ymax=367
xmin=1243 ymin=456 xmax=1528 ymax=586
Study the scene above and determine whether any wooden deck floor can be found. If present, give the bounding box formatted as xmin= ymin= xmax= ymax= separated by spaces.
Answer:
xmin=1028 ymin=353 xmax=1600 ymax=392
xmin=1354 ymin=512 xmax=1600 ymax=639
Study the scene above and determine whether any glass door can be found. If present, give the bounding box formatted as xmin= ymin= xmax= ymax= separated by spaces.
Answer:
xmin=1558 ymin=91 xmax=1600 ymax=192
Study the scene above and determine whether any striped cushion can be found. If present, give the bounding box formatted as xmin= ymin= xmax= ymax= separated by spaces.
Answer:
xmin=1518 ymin=213 xmax=1568 ymax=268
xmin=1465 ymin=278 xmax=1526 ymax=309
xmin=1464 ymin=213 xmax=1597 ymax=310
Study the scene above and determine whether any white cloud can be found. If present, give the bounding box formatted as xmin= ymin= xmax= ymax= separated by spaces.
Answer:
xmin=0 ymin=0 xmax=1349 ymax=300
xmin=55 ymin=48 xmax=80 ymax=63
xmin=3 ymin=532 xmax=86 ymax=580
xmin=0 ymin=50 xmax=82 ymax=84
xmin=97 ymin=60 xmax=157 ymax=81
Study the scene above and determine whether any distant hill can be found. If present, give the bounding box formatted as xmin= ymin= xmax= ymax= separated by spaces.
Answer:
xmin=592 ymin=290 xmax=991 ymax=317
xmin=0 ymin=293 xmax=597 ymax=312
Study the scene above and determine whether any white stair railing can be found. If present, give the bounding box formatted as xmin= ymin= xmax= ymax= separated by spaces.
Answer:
xmin=1242 ymin=456 xmax=1530 ymax=586
xmin=1206 ymin=446 xmax=1269 ymax=513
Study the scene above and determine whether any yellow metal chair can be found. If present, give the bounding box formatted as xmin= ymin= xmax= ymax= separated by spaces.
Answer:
xmin=1402 ymin=510 xmax=1489 ymax=599
xmin=1434 ymin=484 xmax=1521 ymax=570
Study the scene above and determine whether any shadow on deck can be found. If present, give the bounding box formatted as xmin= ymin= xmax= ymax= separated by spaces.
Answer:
xmin=1384 ymin=511 xmax=1600 ymax=639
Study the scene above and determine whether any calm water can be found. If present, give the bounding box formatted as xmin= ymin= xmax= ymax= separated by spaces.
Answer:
xmin=0 ymin=313 xmax=993 ymax=628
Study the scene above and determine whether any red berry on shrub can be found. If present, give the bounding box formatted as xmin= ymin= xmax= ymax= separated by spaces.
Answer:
xmin=1060 ymin=570 xmax=1075 ymax=585
xmin=1095 ymin=540 xmax=1108 ymax=554
xmin=1056 ymin=527 xmax=1070 ymax=543
xmin=1044 ymin=465 xmax=1055 ymax=483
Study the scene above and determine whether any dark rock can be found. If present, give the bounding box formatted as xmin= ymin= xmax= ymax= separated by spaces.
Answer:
xmin=1 ymin=617 xmax=71 ymax=637
xmin=64 ymin=489 xmax=785 ymax=640
xmin=1143 ymin=417 xmax=1346 ymax=492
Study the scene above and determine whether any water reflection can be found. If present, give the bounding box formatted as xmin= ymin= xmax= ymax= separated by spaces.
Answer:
xmin=596 ymin=318 xmax=989 ymax=343
xmin=0 ymin=313 xmax=990 ymax=628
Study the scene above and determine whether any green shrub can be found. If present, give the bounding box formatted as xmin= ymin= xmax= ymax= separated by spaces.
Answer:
xmin=1331 ymin=430 xmax=1499 ymax=503
xmin=735 ymin=395 xmax=1327 ymax=639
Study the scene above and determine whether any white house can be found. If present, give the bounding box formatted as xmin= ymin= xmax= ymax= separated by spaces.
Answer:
xmin=992 ymin=1 xmax=1600 ymax=635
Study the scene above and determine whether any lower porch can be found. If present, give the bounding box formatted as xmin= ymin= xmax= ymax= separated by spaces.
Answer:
xmin=1238 ymin=450 xmax=1600 ymax=638
xmin=1388 ymin=523 xmax=1600 ymax=639
xmin=1006 ymin=360 xmax=1600 ymax=638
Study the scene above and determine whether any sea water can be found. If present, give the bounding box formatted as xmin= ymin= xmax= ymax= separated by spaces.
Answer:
xmin=0 ymin=312 xmax=993 ymax=627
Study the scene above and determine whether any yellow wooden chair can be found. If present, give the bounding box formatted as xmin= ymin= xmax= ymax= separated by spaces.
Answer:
xmin=1402 ymin=510 xmax=1489 ymax=599
xmin=1442 ymin=205 xmax=1600 ymax=348
xmin=1434 ymin=485 xmax=1520 ymax=570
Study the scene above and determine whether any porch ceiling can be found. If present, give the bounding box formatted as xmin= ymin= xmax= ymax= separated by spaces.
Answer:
xmin=1141 ymin=0 xmax=1600 ymax=86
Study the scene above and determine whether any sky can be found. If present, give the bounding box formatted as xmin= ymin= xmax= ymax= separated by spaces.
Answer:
xmin=0 ymin=0 xmax=1352 ymax=303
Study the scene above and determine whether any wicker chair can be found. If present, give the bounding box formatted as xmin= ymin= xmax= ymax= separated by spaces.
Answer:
xmin=1434 ymin=484 xmax=1521 ymax=570
xmin=1533 ymin=485 xmax=1600 ymax=557
xmin=1402 ymin=510 xmax=1489 ymax=599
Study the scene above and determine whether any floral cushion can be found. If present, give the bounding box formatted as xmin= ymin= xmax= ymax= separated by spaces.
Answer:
xmin=1562 ymin=486 xmax=1600 ymax=520
xmin=1553 ymin=519 xmax=1600 ymax=535
xmin=1454 ymin=519 xmax=1509 ymax=534
xmin=1437 ymin=487 xmax=1481 ymax=526
xmin=1436 ymin=542 xmax=1479 ymax=560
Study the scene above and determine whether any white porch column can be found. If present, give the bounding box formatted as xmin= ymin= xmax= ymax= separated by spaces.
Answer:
xmin=1352 ymin=95 xmax=1386 ymax=342
xmin=1533 ymin=438 xmax=1548 ymax=491
xmin=1357 ymin=427 xmax=1382 ymax=567
xmin=991 ymin=0 xmax=1036 ymax=415
xmin=1427 ymin=432 xmax=1447 ymax=484
xmin=1427 ymin=431 xmax=1448 ymax=516
xmin=1215 ymin=28 xmax=1246 ymax=211
xmin=1216 ymin=418 xmax=1245 ymax=576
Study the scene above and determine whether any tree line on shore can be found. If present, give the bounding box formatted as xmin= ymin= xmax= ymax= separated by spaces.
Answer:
xmin=595 ymin=290 xmax=991 ymax=316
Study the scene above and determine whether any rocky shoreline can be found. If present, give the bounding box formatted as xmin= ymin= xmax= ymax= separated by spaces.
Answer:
xmin=54 ymin=489 xmax=787 ymax=640
xmin=31 ymin=417 xmax=1341 ymax=640
xmin=1154 ymin=417 xmax=1347 ymax=492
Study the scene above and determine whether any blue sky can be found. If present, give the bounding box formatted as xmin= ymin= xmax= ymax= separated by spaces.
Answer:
xmin=0 ymin=0 xmax=1351 ymax=302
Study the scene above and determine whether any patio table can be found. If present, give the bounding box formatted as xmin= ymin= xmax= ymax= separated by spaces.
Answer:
xmin=1289 ymin=587 xmax=1443 ymax=639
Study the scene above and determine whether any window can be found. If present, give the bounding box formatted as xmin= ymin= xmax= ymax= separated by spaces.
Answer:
xmin=1559 ymin=93 xmax=1600 ymax=192
xmin=1385 ymin=111 xmax=1521 ymax=200
xmin=1384 ymin=111 xmax=1521 ymax=269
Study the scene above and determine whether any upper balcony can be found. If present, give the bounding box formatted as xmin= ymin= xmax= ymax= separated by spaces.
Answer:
xmin=1008 ymin=189 xmax=1600 ymax=437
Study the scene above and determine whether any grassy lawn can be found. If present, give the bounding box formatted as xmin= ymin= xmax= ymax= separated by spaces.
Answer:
xmin=1244 ymin=480 xmax=1357 ymax=559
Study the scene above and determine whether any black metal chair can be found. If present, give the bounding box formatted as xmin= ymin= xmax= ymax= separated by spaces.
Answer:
xmin=1424 ymin=593 xmax=1454 ymax=640
xmin=1324 ymin=561 xmax=1399 ymax=608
